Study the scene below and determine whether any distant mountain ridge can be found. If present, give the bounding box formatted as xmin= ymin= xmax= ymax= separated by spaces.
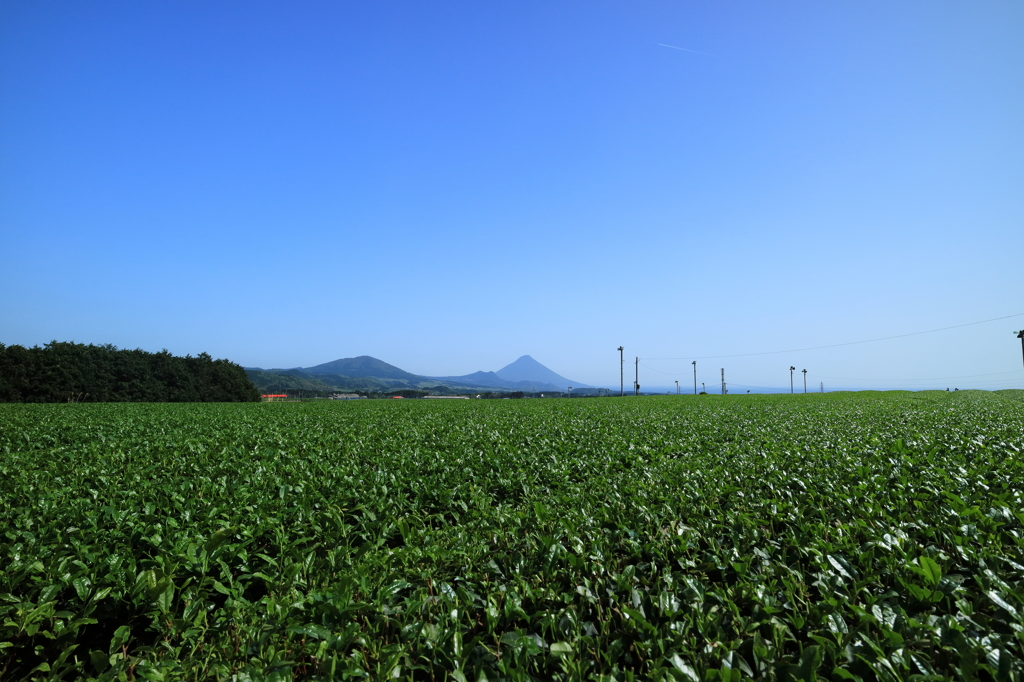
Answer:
xmin=245 ymin=354 xmax=587 ymax=394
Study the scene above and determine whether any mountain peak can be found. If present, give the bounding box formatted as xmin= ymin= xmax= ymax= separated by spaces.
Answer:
xmin=495 ymin=355 xmax=589 ymax=388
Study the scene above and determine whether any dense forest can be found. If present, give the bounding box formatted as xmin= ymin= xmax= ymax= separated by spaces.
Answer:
xmin=0 ymin=342 xmax=260 ymax=402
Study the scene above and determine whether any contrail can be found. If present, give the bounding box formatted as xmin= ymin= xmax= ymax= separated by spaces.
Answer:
xmin=657 ymin=43 xmax=713 ymax=56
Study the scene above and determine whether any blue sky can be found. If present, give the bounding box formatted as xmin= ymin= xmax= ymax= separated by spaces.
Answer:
xmin=2 ymin=1 xmax=1022 ymax=391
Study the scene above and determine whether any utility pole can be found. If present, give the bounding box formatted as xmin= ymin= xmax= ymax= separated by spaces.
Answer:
xmin=568 ymin=386 xmax=572 ymax=398
xmin=802 ymin=369 xmax=807 ymax=394
xmin=721 ymin=368 xmax=725 ymax=395
xmin=692 ymin=361 xmax=697 ymax=395
xmin=1016 ymin=331 xmax=1024 ymax=371
xmin=675 ymin=380 xmax=679 ymax=394
xmin=635 ymin=357 xmax=639 ymax=395
xmin=820 ymin=381 xmax=823 ymax=393
xmin=790 ymin=366 xmax=796 ymax=394
xmin=618 ymin=346 xmax=624 ymax=397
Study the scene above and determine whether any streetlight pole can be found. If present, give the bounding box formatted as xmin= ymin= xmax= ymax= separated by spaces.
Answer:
xmin=802 ymin=369 xmax=807 ymax=394
xmin=692 ymin=361 xmax=697 ymax=395
xmin=675 ymin=380 xmax=679 ymax=395
xmin=618 ymin=346 xmax=623 ymax=397
xmin=790 ymin=366 xmax=796 ymax=394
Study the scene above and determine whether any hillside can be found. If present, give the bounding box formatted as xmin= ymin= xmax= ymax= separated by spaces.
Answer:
xmin=243 ymin=369 xmax=340 ymax=393
xmin=245 ymin=366 xmax=502 ymax=395
xmin=245 ymin=368 xmax=451 ymax=394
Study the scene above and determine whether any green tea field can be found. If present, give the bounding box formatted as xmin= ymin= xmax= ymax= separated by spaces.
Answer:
xmin=2 ymin=391 xmax=1023 ymax=681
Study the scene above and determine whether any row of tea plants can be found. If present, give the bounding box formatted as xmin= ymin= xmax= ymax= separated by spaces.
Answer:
xmin=1 ymin=390 xmax=1023 ymax=680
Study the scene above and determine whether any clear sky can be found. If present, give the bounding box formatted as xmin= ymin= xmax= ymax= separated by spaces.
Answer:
xmin=2 ymin=1 xmax=1022 ymax=392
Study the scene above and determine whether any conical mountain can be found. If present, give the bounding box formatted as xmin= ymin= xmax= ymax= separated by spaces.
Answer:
xmin=495 ymin=355 xmax=589 ymax=388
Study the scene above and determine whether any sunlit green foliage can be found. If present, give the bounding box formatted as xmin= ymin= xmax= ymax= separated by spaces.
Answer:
xmin=1 ymin=391 xmax=1023 ymax=680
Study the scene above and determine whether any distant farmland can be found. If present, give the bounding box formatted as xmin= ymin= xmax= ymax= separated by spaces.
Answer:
xmin=2 ymin=391 xmax=1023 ymax=679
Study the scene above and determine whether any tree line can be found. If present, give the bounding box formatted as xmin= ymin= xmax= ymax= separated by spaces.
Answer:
xmin=0 ymin=342 xmax=260 ymax=403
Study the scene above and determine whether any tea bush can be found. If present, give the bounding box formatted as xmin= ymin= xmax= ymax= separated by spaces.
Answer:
xmin=1 ymin=391 xmax=1022 ymax=680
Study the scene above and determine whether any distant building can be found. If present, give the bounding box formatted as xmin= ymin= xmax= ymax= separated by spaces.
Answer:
xmin=330 ymin=393 xmax=365 ymax=400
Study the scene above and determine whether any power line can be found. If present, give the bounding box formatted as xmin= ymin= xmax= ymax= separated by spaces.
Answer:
xmin=815 ymin=378 xmax=1024 ymax=389
xmin=643 ymin=312 xmax=1024 ymax=361
xmin=640 ymin=362 xmax=1021 ymax=387
xmin=639 ymin=362 xmax=679 ymax=375
xmin=818 ymin=370 xmax=1022 ymax=383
